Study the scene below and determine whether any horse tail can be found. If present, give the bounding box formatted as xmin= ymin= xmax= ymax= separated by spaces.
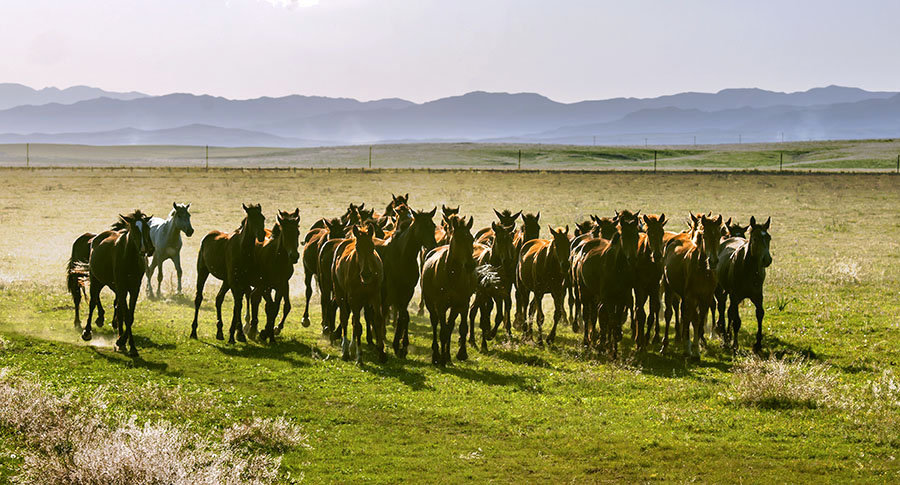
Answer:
xmin=67 ymin=233 xmax=94 ymax=297
xmin=475 ymin=264 xmax=503 ymax=295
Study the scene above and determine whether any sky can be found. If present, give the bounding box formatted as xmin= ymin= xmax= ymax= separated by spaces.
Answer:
xmin=1 ymin=0 xmax=899 ymax=103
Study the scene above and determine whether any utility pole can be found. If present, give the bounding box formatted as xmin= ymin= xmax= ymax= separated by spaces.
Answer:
xmin=205 ymin=145 xmax=209 ymax=170
xmin=781 ymin=132 xmax=784 ymax=143
xmin=780 ymin=151 xmax=783 ymax=171
xmin=739 ymin=134 xmax=742 ymax=144
xmin=644 ymin=138 xmax=648 ymax=147
xmin=592 ymin=136 xmax=596 ymax=146
xmin=368 ymin=146 xmax=372 ymax=169
xmin=654 ymin=150 xmax=657 ymax=172
xmin=518 ymin=149 xmax=522 ymax=170
xmin=896 ymin=154 xmax=899 ymax=174
xmin=26 ymin=143 xmax=29 ymax=168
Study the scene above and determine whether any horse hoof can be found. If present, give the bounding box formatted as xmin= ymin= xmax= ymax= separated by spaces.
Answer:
xmin=481 ymin=343 xmax=488 ymax=353
xmin=236 ymin=332 xmax=247 ymax=343
xmin=129 ymin=348 xmax=139 ymax=358
xmin=189 ymin=332 xmax=198 ymax=340
xmin=216 ymin=332 xmax=225 ymax=341
xmin=753 ymin=342 xmax=762 ymax=355
xmin=81 ymin=330 xmax=92 ymax=341
xmin=274 ymin=326 xmax=283 ymax=336
xmin=301 ymin=316 xmax=311 ymax=328
xmin=396 ymin=347 xmax=408 ymax=359
xmin=378 ymin=352 xmax=387 ymax=364
xmin=95 ymin=319 xmax=104 ymax=328
xmin=456 ymin=348 xmax=468 ymax=361
xmin=228 ymin=337 xmax=236 ymax=345
xmin=342 ymin=352 xmax=351 ymax=362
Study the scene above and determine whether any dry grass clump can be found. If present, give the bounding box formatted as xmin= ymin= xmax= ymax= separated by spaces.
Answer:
xmin=827 ymin=257 xmax=862 ymax=284
xmin=224 ymin=415 xmax=310 ymax=452
xmin=728 ymin=356 xmax=843 ymax=409
xmin=0 ymin=369 xmax=298 ymax=485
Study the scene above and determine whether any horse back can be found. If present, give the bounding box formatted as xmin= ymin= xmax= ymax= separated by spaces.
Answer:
xmin=198 ymin=230 xmax=230 ymax=279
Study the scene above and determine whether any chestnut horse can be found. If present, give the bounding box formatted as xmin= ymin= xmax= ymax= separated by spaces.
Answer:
xmin=469 ymin=221 xmax=517 ymax=348
xmin=515 ymin=225 xmax=571 ymax=345
xmin=513 ymin=212 xmax=541 ymax=255
xmin=568 ymin=215 xmax=619 ymax=329
xmin=422 ymin=215 xmax=476 ymax=365
xmin=715 ymin=216 xmax=772 ymax=353
xmin=576 ymin=210 xmax=641 ymax=357
xmin=661 ymin=213 xmax=722 ymax=359
xmin=246 ymin=209 xmax=302 ymax=344
xmin=333 ymin=224 xmax=385 ymax=363
xmin=474 ymin=209 xmax=521 ymax=243
xmin=191 ymin=204 xmax=266 ymax=343
xmin=81 ymin=211 xmax=156 ymax=356
xmin=302 ymin=217 xmax=346 ymax=330
xmin=376 ymin=207 xmax=437 ymax=358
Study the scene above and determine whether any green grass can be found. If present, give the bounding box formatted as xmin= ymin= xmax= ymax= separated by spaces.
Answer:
xmin=0 ymin=169 xmax=899 ymax=482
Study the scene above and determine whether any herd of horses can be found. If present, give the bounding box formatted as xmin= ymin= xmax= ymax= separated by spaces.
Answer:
xmin=66 ymin=196 xmax=772 ymax=366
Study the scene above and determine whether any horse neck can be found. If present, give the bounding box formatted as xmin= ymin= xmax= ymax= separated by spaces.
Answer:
xmin=123 ymin=227 xmax=142 ymax=261
xmin=160 ymin=216 xmax=180 ymax=244
xmin=237 ymin=219 xmax=255 ymax=254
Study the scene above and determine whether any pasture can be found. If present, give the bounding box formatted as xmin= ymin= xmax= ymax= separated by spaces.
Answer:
xmin=0 ymin=168 xmax=898 ymax=483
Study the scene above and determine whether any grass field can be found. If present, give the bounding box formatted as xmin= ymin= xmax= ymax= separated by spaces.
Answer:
xmin=1 ymin=138 xmax=900 ymax=171
xmin=0 ymin=168 xmax=899 ymax=483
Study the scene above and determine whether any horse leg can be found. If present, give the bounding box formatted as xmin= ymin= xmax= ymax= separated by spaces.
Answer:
xmin=95 ymin=295 xmax=106 ymax=328
xmin=83 ymin=277 xmax=101 ymax=341
xmin=428 ymin=305 xmax=440 ymax=365
xmin=416 ymin=250 xmax=426 ymax=317
xmin=394 ymin=308 xmax=410 ymax=359
xmin=728 ymin=296 xmax=741 ymax=351
xmin=155 ymin=258 xmax=164 ymax=298
xmin=277 ymin=284 xmax=292 ymax=333
xmin=751 ymin=294 xmax=765 ymax=355
xmin=302 ymin=272 xmax=313 ymax=328
xmin=715 ymin=288 xmax=728 ymax=343
xmin=126 ymin=289 xmax=139 ymax=356
xmin=145 ymin=255 xmax=157 ymax=297
xmin=482 ymin=297 xmax=496 ymax=350
xmin=212 ymin=284 xmax=228 ymax=340
xmin=339 ymin=303 xmax=351 ymax=361
xmin=453 ymin=306 xmax=468 ymax=362
xmin=229 ymin=287 xmax=247 ymax=344
xmin=320 ymin=286 xmax=333 ymax=337
xmin=259 ymin=290 xmax=277 ymax=343
xmin=650 ymin=286 xmax=662 ymax=347
xmin=467 ymin=297 xmax=480 ymax=347
xmin=513 ymin=285 xmax=527 ymax=332
xmin=72 ymin=277 xmax=82 ymax=327
xmin=548 ymin=290 xmax=564 ymax=345
xmin=440 ymin=308 xmax=452 ymax=366
xmin=363 ymin=306 xmax=375 ymax=349
xmin=191 ymin=265 xmax=209 ymax=339
xmin=114 ymin=290 xmax=128 ymax=351
xmin=694 ymin=300 xmax=709 ymax=360
xmin=533 ymin=293 xmax=545 ymax=346
xmin=172 ymin=253 xmax=183 ymax=295
xmin=371 ymin=296 xmax=387 ymax=363
xmin=246 ymin=288 xmax=262 ymax=340
xmin=634 ymin=291 xmax=647 ymax=351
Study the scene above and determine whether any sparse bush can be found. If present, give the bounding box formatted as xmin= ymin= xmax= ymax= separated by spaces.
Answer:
xmin=728 ymin=356 xmax=842 ymax=409
xmin=224 ymin=415 xmax=310 ymax=452
xmin=0 ymin=369 xmax=293 ymax=485
xmin=827 ymin=258 xmax=861 ymax=284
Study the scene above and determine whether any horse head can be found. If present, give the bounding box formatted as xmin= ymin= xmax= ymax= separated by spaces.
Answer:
xmin=521 ymin=212 xmax=541 ymax=241
xmin=699 ymin=213 xmax=724 ymax=267
xmin=277 ymin=208 xmax=301 ymax=264
xmin=447 ymin=215 xmax=475 ymax=271
xmin=121 ymin=210 xmax=155 ymax=257
xmin=548 ymin=225 xmax=571 ymax=275
xmin=574 ymin=219 xmax=594 ymax=237
xmin=491 ymin=221 xmax=516 ymax=268
xmin=593 ymin=215 xmax=618 ymax=240
xmin=173 ymin=202 xmax=194 ymax=237
xmin=411 ymin=207 xmax=438 ymax=251
xmin=724 ymin=217 xmax=749 ymax=239
xmin=325 ymin=217 xmax=347 ymax=239
xmin=642 ymin=213 xmax=667 ymax=264
xmin=352 ymin=223 xmax=381 ymax=286
xmin=242 ymin=203 xmax=267 ymax=242
xmin=616 ymin=210 xmax=640 ymax=265
xmin=493 ymin=208 xmax=521 ymax=230
xmin=749 ymin=216 xmax=773 ymax=269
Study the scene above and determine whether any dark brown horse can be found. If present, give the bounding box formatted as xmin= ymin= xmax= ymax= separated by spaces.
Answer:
xmin=515 ymin=225 xmax=571 ymax=345
xmin=191 ymin=204 xmax=266 ymax=343
xmin=302 ymin=217 xmax=346 ymax=330
xmin=632 ymin=213 xmax=667 ymax=350
xmin=375 ymin=207 xmax=437 ymax=357
xmin=469 ymin=221 xmax=517 ymax=348
xmin=568 ymin=215 xmax=619 ymax=329
xmin=416 ymin=204 xmax=460 ymax=316
xmin=67 ymin=232 xmax=99 ymax=327
xmin=715 ymin=216 xmax=772 ymax=353
xmin=81 ymin=211 xmax=155 ymax=356
xmin=474 ymin=209 xmax=521 ymax=243
xmin=661 ymin=213 xmax=722 ymax=359
xmin=576 ymin=210 xmax=641 ymax=357
xmin=383 ymin=193 xmax=409 ymax=219
xmin=513 ymin=212 xmax=541 ymax=255
xmin=422 ymin=215 xmax=476 ymax=365
xmin=333 ymin=224 xmax=385 ymax=363
xmin=246 ymin=209 xmax=302 ymax=344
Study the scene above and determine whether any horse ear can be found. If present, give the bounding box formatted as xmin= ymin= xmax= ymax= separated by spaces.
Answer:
xmin=405 ymin=193 xmax=409 ymax=200
xmin=494 ymin=209 xmax=502 ymax=219
xmin=352 ymin=225 xmax=360 ymax=238
xmin=725 ymin=217 xmax=732 ymax=226
xmin=634 ymin=210 xmax=641 ymax=218
xmin=642 ymin=214 xmax=649 ymax=225
xmin=565 ymin=224 xmax=569 ymax=235
xmin=359 ymin=203 xmax=365 ymax=211
xmin=715 ymin=214 xmax=722 ymax=225
xmin=293 ymin=208 xmax=300 ymax=217
xmin=764 ymin=216 xmax=771 ymax=230
xmin=659 ymin=213 xmax=667 ymax=226
xmin=428 ymin=206 xmax=437 ymax=217
xmin=466 ymin=216 xmax=474 ymax=230
xmin=186 ymin=203 xmax=191 ymax=209
xmin=513 ymin=210 xmax=522 ymax=220
xmin=535 ymin=212 xmax=540 ymax=221
xmin=750 ymin=216 xmax=757 ymax=227
xmin=690 ymin=212 xmax=698 ymax=223
xmin=547 ymin=224 xmax=555 ymax=235
xmin=491 ymin=221 xmax=500 ymax=231
xmin=173 ymin=202 xmax=178 ymax=210
xmin=242 ymin=203 xmax=248 ymax=211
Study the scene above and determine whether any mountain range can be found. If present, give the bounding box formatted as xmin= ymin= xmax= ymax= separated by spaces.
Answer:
xmin=0 ymin=83 xmax=897 ymax=146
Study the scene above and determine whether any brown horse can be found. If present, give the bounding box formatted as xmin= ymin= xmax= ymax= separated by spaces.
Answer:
xmin=375 ymin=207 xmax=437 ymax=358
xmin=715 ymin=216 xmax=772 ymax=353
xmin=515 ymin=225 xmax=571 ymax=345
xmin=416 ymin=204 xmax=460 ymax=316
xmin=576 ymin=210 xmax=641 ymax=357
xmin=67 ymin=232 xmax=100 ymax=327
xmin=246 ymin=209 xmax=302 ymax=344
xmin=568 ymin=215 xmax=620 ymax=329
xmin=317 ymin=230 xmax=351 ymax=339
xmin=191 ymin=204 xmax=267 ymax=343
xmin=383 ymin=193 xmax=409 ymax=219
xmin=661 ymin=213 xmax=722 ymax=359
xmin=333 ymin=224 xmax=385 ymax=363
xmin=474 ymin=209 xmax=521 ymax=243
xmin=469 ymin=221 xmax=517 ymax=348
xmin=422 ymin=215 xmax=476 ymax=365
xmin=632 ymin=214 xmax=667 ymax=350
xmin=81 ymin=211 xmax=155 ymax=356
xmin=302 ymin=217 xmax=346 ymax=330
xmin=513 ymin=212 xmax=541 ymax=255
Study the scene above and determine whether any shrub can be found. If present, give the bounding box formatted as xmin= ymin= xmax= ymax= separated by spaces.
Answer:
xmin=728 ymin=356 xmax=842 ymax=409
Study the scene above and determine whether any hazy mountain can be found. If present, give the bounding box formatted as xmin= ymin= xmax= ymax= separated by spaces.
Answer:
xmin=0 ymin=84 xmax=896 ymax=146
xmin=0 ymin=83 xmax=147 ymax=110
xmin=0 ymin=124 xmax=326 ymax=147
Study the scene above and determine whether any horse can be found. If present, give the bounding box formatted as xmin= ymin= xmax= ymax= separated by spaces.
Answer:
xmin=375 ymin=207 xmax=437 ymax=358
xmin=567 ymin=215 xmax=620 ymax=329
xmin=191 ymin=203 xmax=267 ymax=343
xmin=722 ymin=217 xmax=749 ymax=239
xmin=332 ymin=223 xmax=385 ymax=363
xmin=80 ymin=211 xmax=155 ymax=356
xmin=145 ymin=202 xmax=194 ymax=298
xmin=245 ymin=209 xmax=302 ymax=344
xmin=631 ymin=214 xmax=667 ymax=350
xmin=316 ymin=229 xmax=351 ymax=339
xmin=515 ymin=225 xmax=571 ymax=345
xmin=422 ymin=215 xmax=476 ymax=365
xmin=474 ymin=209 xmax=521 ymax=243
xmin=383 ymin=193 xmax=409 ymax=219
xmin=661 ymin=213 xmax=722 ymax=359
xmin=576 ymin=210 xmax=641 ymax=358
xmin=715 ymin=216 xmax=772 ymax=353
xmin=513 ymin=212 xmax=541 ymax=255
xmin=416 ymin=204 xmax=460 ymax=316
xmin=302 ymin=217 xmax=346 ymax=330
xmin=469 ymin=221 xmax=517 ymax=348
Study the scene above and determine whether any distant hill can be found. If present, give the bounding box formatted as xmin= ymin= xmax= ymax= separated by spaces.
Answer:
xmin=0 ymin=84 xmax=896 ymax=146
xmin=0 ymin=83 xmax=147 ymax=110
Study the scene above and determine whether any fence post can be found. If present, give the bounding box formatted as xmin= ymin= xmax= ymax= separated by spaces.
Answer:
xmin=654 ymin=150 xmax=657 ymax=172
xmin=369 ymin=146 xmax=372 ymax=169
xmin=518 ymin=149 xmax=522 ymax=170
xmin=26 ymin=143 xmax=29 ymax=168
xmin=780 ymin=151 xmax=783 ymax=171
xmin=205 ymin=145 xmax=209 ymax=170
xmin=896 ymin=154 xmax=899 ymax=174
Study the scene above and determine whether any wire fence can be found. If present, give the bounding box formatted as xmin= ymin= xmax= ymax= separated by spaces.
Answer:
xmin=1 ymin=142 xmax=899 ymax=173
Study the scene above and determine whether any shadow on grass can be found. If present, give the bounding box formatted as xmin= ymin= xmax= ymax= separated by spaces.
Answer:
xmin=89 ymin=347 xmax=175 ymax=376
xmin=201 ymin=337 xmax=313 ymax=368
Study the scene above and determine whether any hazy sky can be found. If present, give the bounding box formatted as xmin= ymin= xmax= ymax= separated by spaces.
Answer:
xmin=2 ymin=0 xmax=898 ymax=102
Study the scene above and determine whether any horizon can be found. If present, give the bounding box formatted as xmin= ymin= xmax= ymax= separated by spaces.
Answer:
xmin=3 ymin=0 xmax=900 ymax=103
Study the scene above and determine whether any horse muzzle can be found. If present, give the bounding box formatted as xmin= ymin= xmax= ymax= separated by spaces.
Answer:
xmin=185 ymin=228 xmax=195 ymax=237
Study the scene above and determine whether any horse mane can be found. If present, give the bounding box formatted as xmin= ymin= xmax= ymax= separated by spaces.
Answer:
xmin=111 ymin=210 xmax=147 ymax=231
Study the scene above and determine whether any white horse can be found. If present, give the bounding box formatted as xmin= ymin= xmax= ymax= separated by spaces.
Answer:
xmin=145 ymin=202 xmax=194 ymax=297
